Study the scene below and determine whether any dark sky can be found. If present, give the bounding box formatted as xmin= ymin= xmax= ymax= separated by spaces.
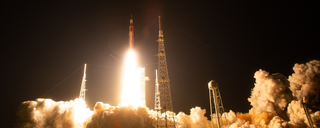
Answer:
xmin=3 ymin=1 xmax=319 ymax=127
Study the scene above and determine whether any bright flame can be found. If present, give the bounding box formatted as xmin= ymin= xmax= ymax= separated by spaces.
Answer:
xmin=121 ymin=50 xmax=143 ymax=108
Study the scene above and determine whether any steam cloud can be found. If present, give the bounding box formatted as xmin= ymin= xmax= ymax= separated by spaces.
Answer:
xmin=15 ymin=60 xmax=320 ymax=128
xmin=289 ymin=60 xmax=320 ymax=110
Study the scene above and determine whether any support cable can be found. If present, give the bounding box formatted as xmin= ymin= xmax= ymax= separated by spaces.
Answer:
xmin=170 ymin=81 xmax=188 ymax=107
xmin=163 ymin=18 xmax=234 ymax=62
xmin=41 ymin=65 xmax=84 ymax=97
xmin=167 ymin=57 xmax=198 ymax=83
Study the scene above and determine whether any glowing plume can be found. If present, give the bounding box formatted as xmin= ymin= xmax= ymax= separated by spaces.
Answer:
xmin=121 ymin=50 xmax=143 ymax=108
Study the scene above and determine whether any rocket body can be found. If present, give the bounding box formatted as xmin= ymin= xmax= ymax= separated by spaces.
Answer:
xmin=129 ymin=17 xmax=134 ymax=50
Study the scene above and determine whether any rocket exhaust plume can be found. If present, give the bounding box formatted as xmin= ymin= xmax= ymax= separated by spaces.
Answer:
xmin=121 ymin=50 xmax=141 ymax=107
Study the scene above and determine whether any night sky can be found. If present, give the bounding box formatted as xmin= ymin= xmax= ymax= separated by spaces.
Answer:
xmin=3 ymin=1 xmax=319 ymax=127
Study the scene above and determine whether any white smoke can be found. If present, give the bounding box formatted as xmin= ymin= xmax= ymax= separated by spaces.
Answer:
xmin=15 ymin=98 xmax=93 ymax=128
xmin=289 ymin=60 xmax=320 ymax=110
xmin=86 ymin=102 xmax=155 ymax=128
xmin=15 ymin=60 xmax=320 ymax=128
xmin=224 ymin=60 xmax=320 ymax=128
xmin=248 ymin=69 xmax=292 ymax=121
xmin=175 ymin=107 xmax=211 ymax=128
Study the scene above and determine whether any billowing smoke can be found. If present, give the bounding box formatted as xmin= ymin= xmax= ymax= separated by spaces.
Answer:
xmin=15 ymin=60 xmax=320 ymax=128
xmin=248 ymin=69 xmax=293 ymax=121
xmin=86 ymin=102 xmax=155 ymax=128
xmin=15 ymin=99 xmax=213 ymax=128
xmin=175 ymin=107 xmax=212 ymax=128
xmin=289 ymin=60 xmax=320 ymax=111
xmin=15 ymin=98 xmax=93 ymax=128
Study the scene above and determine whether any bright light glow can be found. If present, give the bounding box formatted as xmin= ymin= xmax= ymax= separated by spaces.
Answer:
xmin=73 ymin=98 xmax=93 ymax=125
xmin=121 ymin=50 xmax=143 ymax=108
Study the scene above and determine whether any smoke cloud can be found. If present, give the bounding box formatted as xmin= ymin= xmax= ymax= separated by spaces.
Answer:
xmin=15 ymin=98 xmax=93 ymax=128
xmin=248 ymin=69 xmax=293 ymax=121
xmin=86 ymin=102 xmax=155 ymax=128
xmin=289 ymin=60 xmax=320 ymax=111
xmin=15 ymin=60 xmax=320 ymax=128
xmin=175 ymin=107 xmax=212 ymax=128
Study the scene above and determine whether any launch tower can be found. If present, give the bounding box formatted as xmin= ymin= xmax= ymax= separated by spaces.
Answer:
xmin=155 ymin=16 xmax=175 ymax=128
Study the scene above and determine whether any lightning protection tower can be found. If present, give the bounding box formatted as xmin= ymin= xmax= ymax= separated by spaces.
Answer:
xmin=79 ymin=63 xmax=87 ymax=100
xmin=208 ymin=80 xmax=228 ymax=128
xmin=155 ymin=16 xmax=175 ymax=128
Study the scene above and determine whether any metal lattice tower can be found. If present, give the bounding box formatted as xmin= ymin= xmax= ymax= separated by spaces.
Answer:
xmin=208 ymin=80 xmax=228 ymax=128
xmin=79 ymin=63 xmax=87 ymax=100
xmin=155 ymin=16 xmax=175 ymax=128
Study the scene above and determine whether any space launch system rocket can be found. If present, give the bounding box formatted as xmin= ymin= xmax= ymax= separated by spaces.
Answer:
xmin=129 ymin=15 xmax=134 ymax=50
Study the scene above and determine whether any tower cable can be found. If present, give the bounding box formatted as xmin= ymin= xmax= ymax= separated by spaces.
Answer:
xmin=163 ymin=18 xmax=234 ymax=62
xmin=41 ymin=65 xmax=84 ymax=97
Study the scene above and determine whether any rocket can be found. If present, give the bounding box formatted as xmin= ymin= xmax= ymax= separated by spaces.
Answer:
xmin=129 ymin=15 xmax=134 ymax=50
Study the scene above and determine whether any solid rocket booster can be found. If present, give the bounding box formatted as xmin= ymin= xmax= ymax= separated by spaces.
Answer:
xmin=129 ymin=15 xmax=134 ymax=50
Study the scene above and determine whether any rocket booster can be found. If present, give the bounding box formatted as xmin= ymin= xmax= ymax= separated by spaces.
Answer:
xmin=129 ymin=15 xmax=134 ymax=50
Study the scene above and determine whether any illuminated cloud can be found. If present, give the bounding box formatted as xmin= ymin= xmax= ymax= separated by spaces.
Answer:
xmin=289 ymin=60 xmax=320 ymax=110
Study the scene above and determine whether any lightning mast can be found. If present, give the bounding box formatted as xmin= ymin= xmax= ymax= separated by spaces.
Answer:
xmin=155 ymin=15 xmax=175 ymax=128
xmin=79 ymin=63 xmax=87 ymax=100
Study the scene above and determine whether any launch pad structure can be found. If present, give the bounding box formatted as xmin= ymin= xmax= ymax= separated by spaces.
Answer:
xmin=154 ymin=16 xmax=175 ymax=128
